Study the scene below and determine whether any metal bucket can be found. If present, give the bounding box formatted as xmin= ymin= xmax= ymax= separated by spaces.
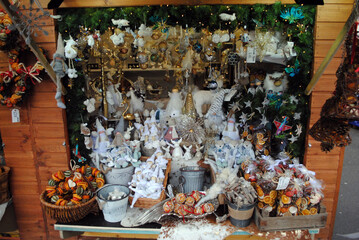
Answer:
xmin=179 ymin=166 xmax=206 ymax=193
xmin=101 ymin=165 xmax=134 ymax=186
xmin=96 ymin=184 xmax=129 ymax=223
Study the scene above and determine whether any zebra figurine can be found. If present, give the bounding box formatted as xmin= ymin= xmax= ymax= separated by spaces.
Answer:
xmin=205 ymin=88 xmax=231 ymax=119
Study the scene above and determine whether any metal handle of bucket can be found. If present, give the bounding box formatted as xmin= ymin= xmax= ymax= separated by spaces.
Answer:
xmin=100 ymin=163 xmax=112 ymax=174
xmin=96 ymin=196 xmax=106 ymax=210
xmin=95 ymin=183 xmax=111 ymax=210
xmin=179 ymin=176 xmax=186 ymax=193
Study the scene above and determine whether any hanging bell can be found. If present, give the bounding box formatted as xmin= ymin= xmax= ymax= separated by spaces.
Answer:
xmin=207 ymin=80 xmax=218 ymax=90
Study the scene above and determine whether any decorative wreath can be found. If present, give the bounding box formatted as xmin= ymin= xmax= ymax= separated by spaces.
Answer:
xmin=0 ymin=50 xmax=44 ymax=107
xmin=0 ymin=8 xmax=19 ymax=51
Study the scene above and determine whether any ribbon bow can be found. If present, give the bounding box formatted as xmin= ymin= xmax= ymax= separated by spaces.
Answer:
xmin=18 ymin=61 xmax=43 ymax=84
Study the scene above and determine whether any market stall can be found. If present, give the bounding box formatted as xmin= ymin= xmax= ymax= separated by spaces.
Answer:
xmin=0 ymin=0 xmax=356 ymax=240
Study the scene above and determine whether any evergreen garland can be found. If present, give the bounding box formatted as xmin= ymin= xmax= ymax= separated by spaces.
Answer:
xmin=56 ymin=3 xmax=316 ymax=161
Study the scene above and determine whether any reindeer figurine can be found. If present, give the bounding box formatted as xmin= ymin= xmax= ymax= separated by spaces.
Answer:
xmin=194 ymin=144 xmax=204 ymax=160
xmin=124 ymin=126 xmax=134 ymax=143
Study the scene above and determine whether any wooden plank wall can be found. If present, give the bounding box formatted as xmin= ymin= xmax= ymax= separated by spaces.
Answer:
xmin=0 ymin=4 xmax=70 ymax=240
xmin=304 ymin=1 xmax=354 ymax=239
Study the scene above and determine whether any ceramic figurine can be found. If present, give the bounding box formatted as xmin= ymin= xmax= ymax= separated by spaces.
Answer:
xmin=183 ymin=145 xmax=193 ymax=161
xmin=126 ymin=88 xmax=144 ymax=114
xmin=130 ymin=140 xmax=141 ymax=162
xmin=222 ymin=117 xmax=240 ymax=140
xmin=169 ymin=139 xmax=183 ymax=160
xmin=165 ymin=88 xmax=183 ymax=119
xmin=162 ymin=145 xmax=172 ymax=159
xmin=164 ymin=117 xmax=179 ymax=142
xmin=124 ymin=126 xmax=134 ymax=143
xmin=194 ymin=144 xmax=204 ymax=160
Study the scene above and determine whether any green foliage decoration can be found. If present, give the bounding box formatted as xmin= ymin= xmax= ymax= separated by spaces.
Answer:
xmin=56 ymin=3 xmax=316 ymax=161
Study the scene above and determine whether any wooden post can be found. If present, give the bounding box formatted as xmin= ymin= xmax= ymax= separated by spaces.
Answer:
xmin=0 ymin=0 xmax=58 ymax=85
xmin=305 ymin=1 xmax=358 ymax=95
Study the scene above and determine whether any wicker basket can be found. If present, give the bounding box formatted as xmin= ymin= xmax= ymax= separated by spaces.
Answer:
xmin=0 ymin=166 xmax=10 ymax=204
xmin=40 ymin=191 xmax=98 ymax=223
xmin=128 ymin=157 xmax=171 ymax=208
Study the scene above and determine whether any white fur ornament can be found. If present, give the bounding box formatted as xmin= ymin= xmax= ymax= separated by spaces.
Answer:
xmin=263 ymin=72 xmax=288 ymax=93
xmin=64 ymin=37 xmax=78 ymax=59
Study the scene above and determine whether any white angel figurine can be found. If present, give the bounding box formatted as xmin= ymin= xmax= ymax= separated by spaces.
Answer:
xmin=84 ymin=98 xmax=96 ymax=113
xmin=155 ymin=153 xmax=168 ymax=170
xmin=162 ymin=145 xmax=172 ymax=159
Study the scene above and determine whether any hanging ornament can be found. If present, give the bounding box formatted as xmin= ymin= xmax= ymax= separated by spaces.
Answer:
xmin=158 ymin=41 xmax=168 ymax=52
xmin=273 ymin=116 xmax=292 ymax=135
xmin=136 ymin=52 xmax=148 ymax=64
xmin=227 ymin=52 xmax=240 ymax=65
xmin=150 ymin=53 xmax=159 ymax=62
xmin=206 ymin=67 xmax=218 ymax=90
xmin=293 ymin=112 xmax=301 ymax=120
xmin=193 ymin=41 xmax=202 ymax=53
xmin=241 ymin=25 xmax=250 ymax=44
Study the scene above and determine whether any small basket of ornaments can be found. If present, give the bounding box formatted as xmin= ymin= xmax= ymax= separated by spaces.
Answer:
xmin=40 ymin=165 xmax=105 ymax=223
xmin=162 ymin=191 xmax=218 ymax=220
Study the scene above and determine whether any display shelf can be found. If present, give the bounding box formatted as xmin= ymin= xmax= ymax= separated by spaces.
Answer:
xmin=54 ymin=212 xmax=320 ymax=239
xmin=122 ymin=67 xmax=206 ymax=72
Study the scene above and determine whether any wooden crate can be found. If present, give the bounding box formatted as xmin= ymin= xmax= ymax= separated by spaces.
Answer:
xmin=128 ymin=157 xmax=171 ymax=208
xmin=254 ymin=205 xmax=328 ymax=232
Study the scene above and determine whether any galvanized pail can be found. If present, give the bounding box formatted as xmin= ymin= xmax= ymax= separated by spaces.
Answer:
xmin=96 ymin=184 xmax=129 ymax=223
xmin=101 ymin=165 xmax=134 ymax=186
xmin=179 ymin=166 xmax=206 ymax=193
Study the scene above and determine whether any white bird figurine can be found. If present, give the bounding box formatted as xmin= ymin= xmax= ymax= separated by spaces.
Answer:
xmin=112 ymin=18 xmax=130 ymax=28
xmin=219 ymin=13 xmax=236 ymax=21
